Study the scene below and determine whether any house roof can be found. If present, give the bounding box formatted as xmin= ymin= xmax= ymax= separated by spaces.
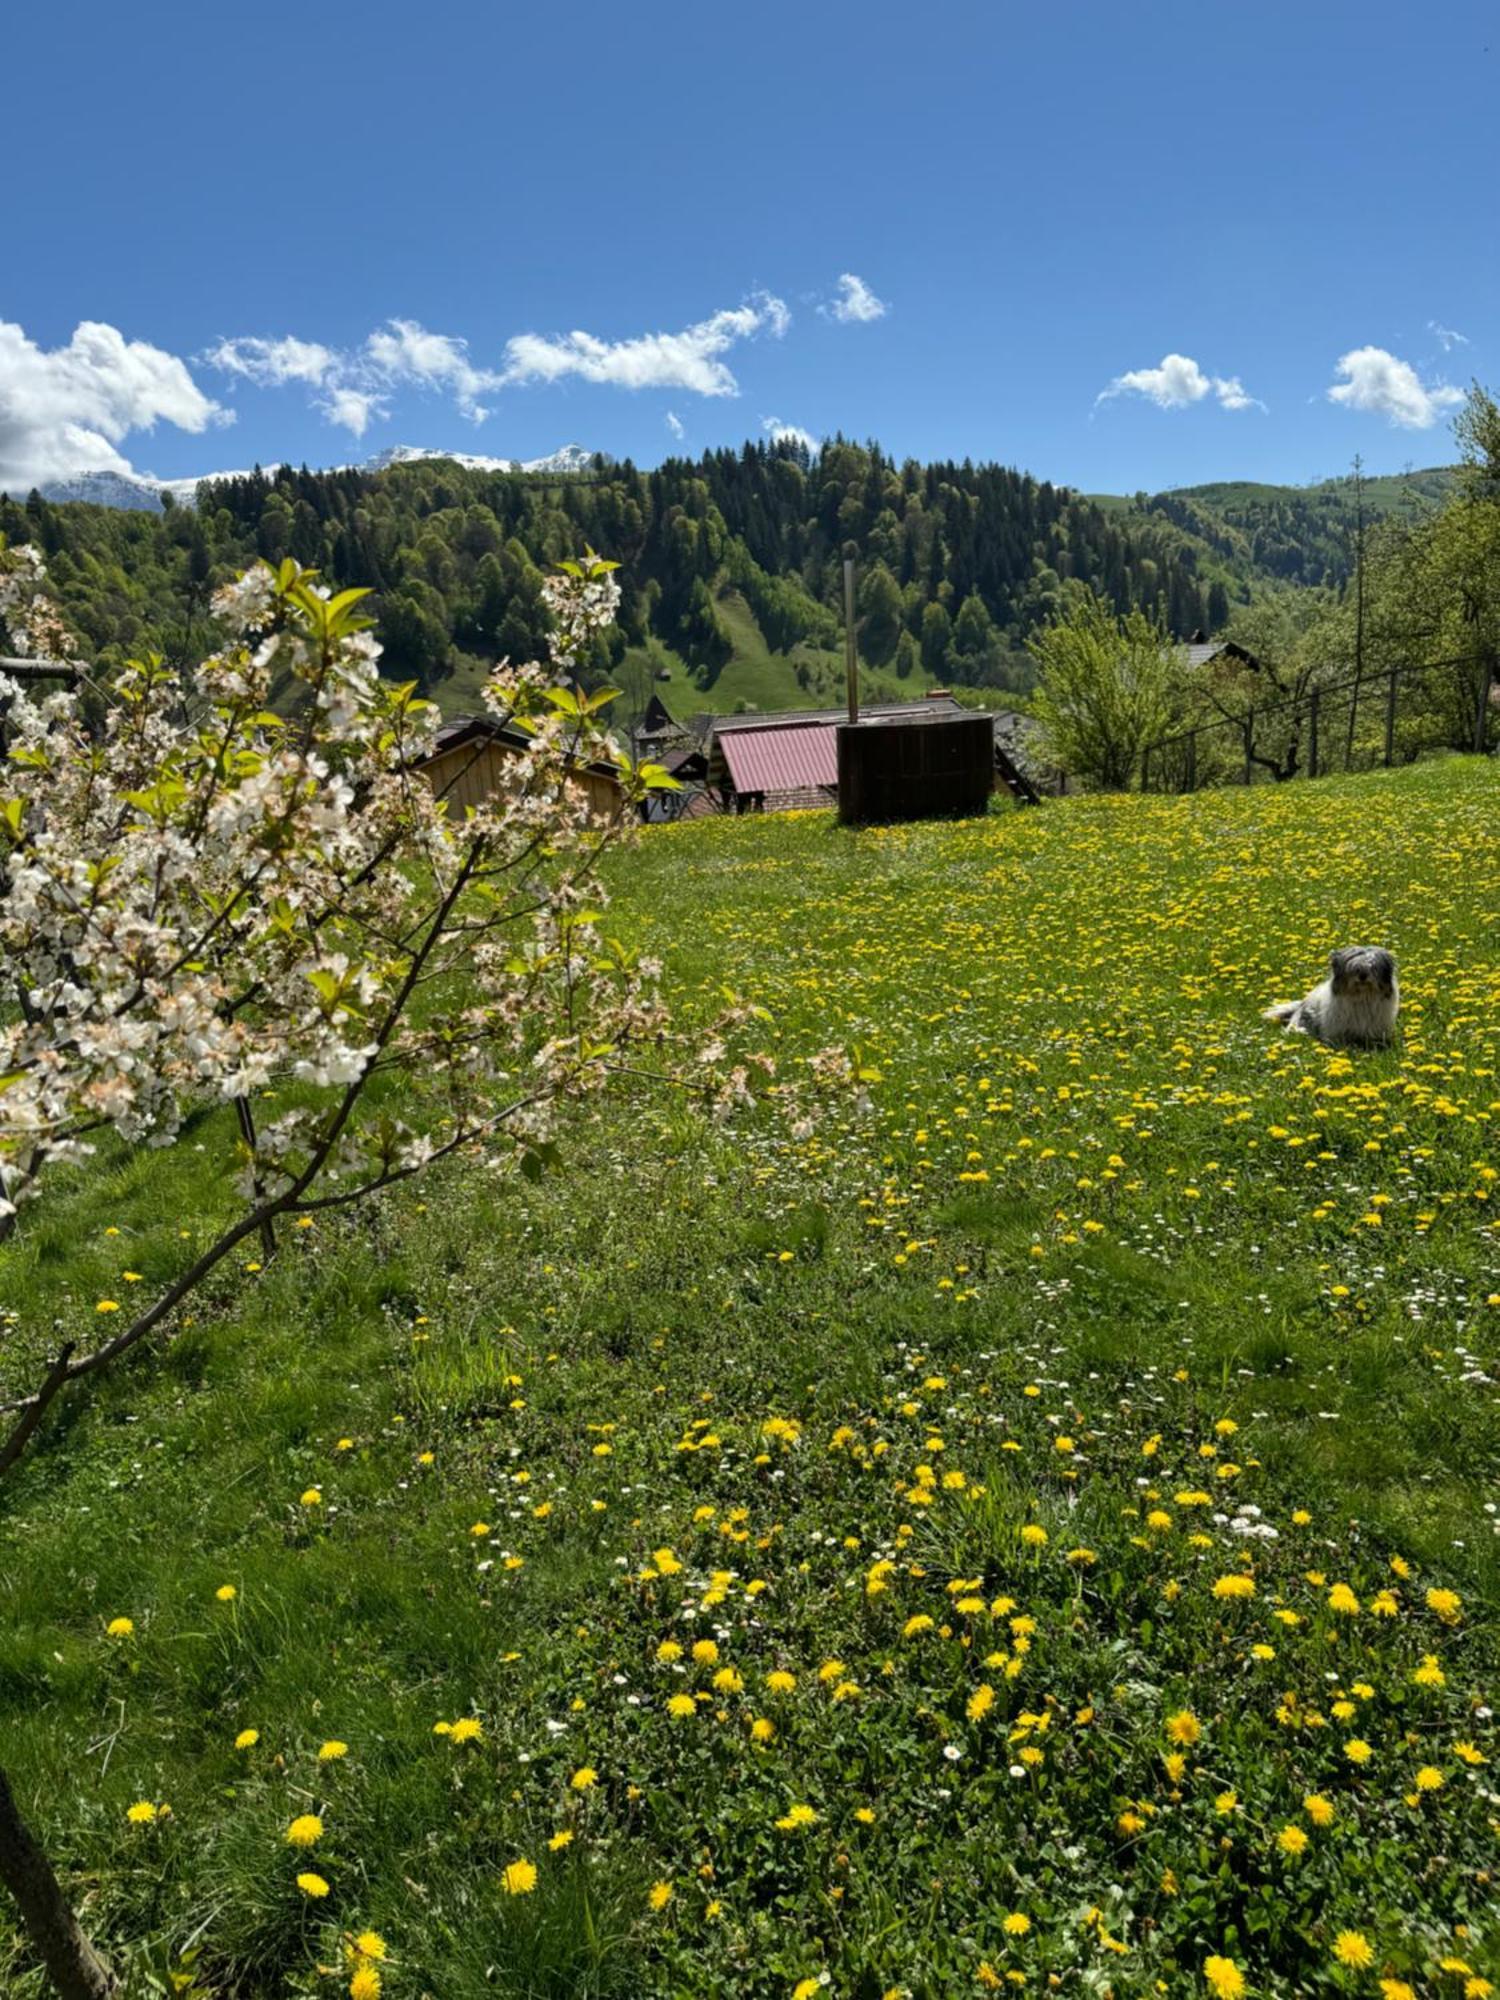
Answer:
xmin=718 ymin=720 xmax=840 ymax=796
xmin=1182 ymin=639 xmax=1259 ymax=671
xmin=711 ymin=693 xmax=965 ymax=735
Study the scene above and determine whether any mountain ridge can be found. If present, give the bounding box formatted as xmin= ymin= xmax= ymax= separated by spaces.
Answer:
xmin=20 ymin=442 xmax=600 ymax=512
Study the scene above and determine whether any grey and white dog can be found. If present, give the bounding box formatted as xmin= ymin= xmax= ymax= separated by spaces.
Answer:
xmin=1263 ymin=946 xmax=1400 ymax=1046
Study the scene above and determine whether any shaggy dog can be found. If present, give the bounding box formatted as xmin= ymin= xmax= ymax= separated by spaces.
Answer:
xmin=1264 ymin=946 xmax=1399 ymax=1046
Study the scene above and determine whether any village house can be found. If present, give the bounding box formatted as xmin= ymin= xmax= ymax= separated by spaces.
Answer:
xmin=416 ymin=713 xmax=627 ymax=819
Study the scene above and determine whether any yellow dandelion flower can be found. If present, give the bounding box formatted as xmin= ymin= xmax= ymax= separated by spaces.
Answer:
xmin=1213 ymin=1574 xmax=1255 ymax=1600
xmin=234 ymin=1729 xmax=260 ymax=1751
xmin=1002 ymin=1912 xmax=1032 ymax=1935
xmin=319 ymin=1740 xmax=349 ymax=1762
xmin=105 ymin=1617 xmax=135 ymax=1639
xmin=1278 ymin=1824 xmax=1308 ymax=1855
xmin=648 ymin=1880 xmax=673 ymax=1911
xmin=1203 ymin=1954 xmax=1246 ymax=1998
xmin=1333 ymin=1932 xmax=1374 ymax=1970
xmin=502 ymin=1859 xmax=537 ymax=1896
xmin=296 ymin=1872 xmax=330 ymax=1898
xmin=1165 ymin=1710 xmax=1202 ymax=1746
xmin=286 ymin=1815 xmax=323 ymax=1847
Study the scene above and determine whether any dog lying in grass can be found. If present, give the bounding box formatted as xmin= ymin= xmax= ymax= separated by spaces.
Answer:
xmin=1264 ymin=946 xmax=1399 ymax=1046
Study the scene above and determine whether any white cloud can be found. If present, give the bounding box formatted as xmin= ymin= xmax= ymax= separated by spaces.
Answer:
xmin=320 ymin=386 xmax=387 ymax=437
xmin=1428 ymin=320 xmax=1469 ymax=352
xmin=363 ymin=320 xmax=501 ymax=422
xmin=762 ymin=415 xmax=818 ymax=455
xmin=0 ymin=319 xmax=227 ymax=494
xmin=1096 ymin=352 xmax=1263 ymax=413
xmin=1327 ymin=345 xmax=1464 ymax=429
xmin=203 ymin=334 xmax=338 ymax=387
xmin=197 ymin=291 xmax=795 ymax=438
xmin=664 ymin=410 xmax=685 ymax=439
xmin=821 ymin=273 xmax=887 ymax=324
xmin=500 ymin=292 xmax=789 ymax=397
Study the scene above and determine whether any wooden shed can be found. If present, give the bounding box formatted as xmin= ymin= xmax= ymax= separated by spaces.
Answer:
xmin=417 ymin=715 xmax=626 ymax=820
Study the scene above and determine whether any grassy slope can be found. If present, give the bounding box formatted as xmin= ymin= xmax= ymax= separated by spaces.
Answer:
xmin=2 ymin=761 xmax=1498 ymax=1997
xmin=427 ymin=582 xmax=941 ymax=729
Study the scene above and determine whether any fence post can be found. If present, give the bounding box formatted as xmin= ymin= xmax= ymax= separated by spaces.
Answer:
xmin=1308 ymin=690 xmax=1319 ymax=778
xmin=1476 ymin=656 xmax=1494 ymax=754
xmin=1384 ymin=666 xmax=1398 ymax=766
xmin=1140 ymin=742 xmax=1151 ymax=793
xmin=1186 ymin=729 xmax=1197 ymax=793
xmin=1243 ymin=707 xmax=1254 ymax=786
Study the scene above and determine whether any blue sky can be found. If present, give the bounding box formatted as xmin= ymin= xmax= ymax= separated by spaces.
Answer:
xmin=4 ymin=0 xmax=1493 ymax=496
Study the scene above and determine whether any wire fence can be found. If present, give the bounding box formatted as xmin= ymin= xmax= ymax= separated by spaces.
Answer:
xmin=1140 ymin=654 xmax=1496 ymax=794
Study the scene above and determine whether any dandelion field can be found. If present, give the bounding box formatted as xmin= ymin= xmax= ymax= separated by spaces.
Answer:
xmin=2 ymin=758 xmax=1498 ymax=1999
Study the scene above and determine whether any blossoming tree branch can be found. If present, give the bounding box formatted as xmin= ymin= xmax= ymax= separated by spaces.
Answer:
xmin=0 ymin=541 xmax=816 ymax=1487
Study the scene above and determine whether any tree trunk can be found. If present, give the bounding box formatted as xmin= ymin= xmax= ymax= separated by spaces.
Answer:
xmin=0 ymin=1767 xmax=118 ymax=2000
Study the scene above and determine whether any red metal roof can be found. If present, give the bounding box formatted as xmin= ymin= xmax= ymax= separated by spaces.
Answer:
xmin=718 ymin=721 xmax=838 ymax=796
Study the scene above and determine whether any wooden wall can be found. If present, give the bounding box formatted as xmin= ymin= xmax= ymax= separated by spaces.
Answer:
xmin=420 ymin=738 xmax=624 ymax=820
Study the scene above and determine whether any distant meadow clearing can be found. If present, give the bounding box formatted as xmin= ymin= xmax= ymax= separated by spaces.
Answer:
xmin=2 ymin=758 xmax=1498 ymax=1998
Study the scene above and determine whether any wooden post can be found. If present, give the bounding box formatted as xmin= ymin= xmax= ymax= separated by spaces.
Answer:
xmin=0 ymin=1766 xmax=119 ymax=1999
xmin=1243 ymin=707 xmax=1255 ymax=786
xmin=1308 ymin=689 xmax=1319 ymax=778
xmin=1140 ymin=742 xmax=1151 ymax=792
xmin=1384 ymin=666 xmax=1398 ymax=766
xmin=1475 ymin=656 xmax=1493 ymax=754
xmin=842 ymin=558 xmax=859 ymax=728
xmin=1186 ymin=729 xmax=1197 ymax=793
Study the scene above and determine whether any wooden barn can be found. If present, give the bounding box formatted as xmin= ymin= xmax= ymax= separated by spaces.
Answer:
xmin=416 ymin=714 xmax=626 ymax=819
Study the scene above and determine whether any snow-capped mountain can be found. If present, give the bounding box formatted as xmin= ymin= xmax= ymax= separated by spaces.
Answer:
xmin=24 ymin=466 xmax=275 ymax=512
xmin=22 ymin=444 xmax=599 ymax=513
xmin=360 ymin=443 xmax=517 ymax=475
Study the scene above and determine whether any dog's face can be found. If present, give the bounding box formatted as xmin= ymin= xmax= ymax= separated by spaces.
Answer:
xmin=1329 ymin=946 xmax=1397 ymax=997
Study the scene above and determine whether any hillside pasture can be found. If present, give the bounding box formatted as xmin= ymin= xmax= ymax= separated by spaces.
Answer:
xmin=2 ymin=761 xmax=1498 ymax=1998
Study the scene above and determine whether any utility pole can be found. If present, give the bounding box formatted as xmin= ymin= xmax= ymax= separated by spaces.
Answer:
xmin=1344 ymin=453 xmax=1366 ymax=768
xmin=843 ymin=557 xmax=859 ymax=726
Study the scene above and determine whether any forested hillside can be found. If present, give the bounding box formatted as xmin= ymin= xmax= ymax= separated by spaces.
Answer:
xmin=1097 ymin=464 xmax=1455 ymax=591
xmin=3 ymin=442 xmax=1459 ymax=727
xmin=1 ymin=441 xmax=1238 ymax=724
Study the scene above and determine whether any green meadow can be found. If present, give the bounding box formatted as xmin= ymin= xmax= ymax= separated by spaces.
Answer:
xmin=2 ymin=758 xmax=1497 ymax=1999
